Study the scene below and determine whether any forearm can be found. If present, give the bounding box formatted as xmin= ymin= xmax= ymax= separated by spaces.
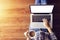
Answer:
xmin=46 ymin=26 xmax=57 ymax=40
xmin=47 ymin=27 xmax=52 ymax=33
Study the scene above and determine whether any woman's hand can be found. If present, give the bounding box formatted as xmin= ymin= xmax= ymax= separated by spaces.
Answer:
xmin=24 ymin=31 xmax=30 ymax=40
xmin=24 ymin=31 xmax=29 ymax=38
xmin=42 ymin=18 xmax=51 ymax=29
xmin=42 ymin=18 xmax=52 ymax=33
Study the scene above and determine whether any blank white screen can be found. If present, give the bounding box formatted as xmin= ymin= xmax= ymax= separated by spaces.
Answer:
xmin=30 ymin=5 xmax=54 ymax=13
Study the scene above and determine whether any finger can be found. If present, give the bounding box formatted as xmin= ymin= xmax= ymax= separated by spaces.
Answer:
xmin=42 ymin=18 xmax=48 ymax=22
xmin=24 ymin=31 xmax=29 ymax=37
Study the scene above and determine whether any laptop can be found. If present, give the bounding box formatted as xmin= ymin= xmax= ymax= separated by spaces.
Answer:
xmin=29 ymin=5 xmax=54 ymax=28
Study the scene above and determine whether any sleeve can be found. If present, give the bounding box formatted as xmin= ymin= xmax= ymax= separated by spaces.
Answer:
xmin=50 ymin=32 xmax=57 ymax=40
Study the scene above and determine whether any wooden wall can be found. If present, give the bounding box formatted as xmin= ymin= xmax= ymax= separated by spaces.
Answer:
xmin=0 ymin=0 xmax=34 ymax=40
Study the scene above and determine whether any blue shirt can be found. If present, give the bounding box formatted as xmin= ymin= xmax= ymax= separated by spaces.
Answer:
xmin=29 ymin=28 xmax=57 ymax=40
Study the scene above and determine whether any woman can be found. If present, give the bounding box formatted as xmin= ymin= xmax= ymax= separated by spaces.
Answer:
xmin=24 ymin=18 xmax=57 ymax=40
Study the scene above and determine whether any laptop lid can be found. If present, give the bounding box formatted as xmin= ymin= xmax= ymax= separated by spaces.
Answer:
xmin=30 ymin=5 xmax=54 ymax=13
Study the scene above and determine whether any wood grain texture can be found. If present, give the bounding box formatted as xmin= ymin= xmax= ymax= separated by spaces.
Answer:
xmin=0 ymin=0 xmax=34 ymax=40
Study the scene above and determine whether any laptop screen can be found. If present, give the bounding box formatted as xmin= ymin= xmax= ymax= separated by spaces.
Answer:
xmin=30 ymin=5 xmax=54 ymax=13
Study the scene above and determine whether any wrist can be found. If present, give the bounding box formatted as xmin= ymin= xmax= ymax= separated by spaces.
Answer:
xmin=47 ymin=28 xmax=52 ymax=33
